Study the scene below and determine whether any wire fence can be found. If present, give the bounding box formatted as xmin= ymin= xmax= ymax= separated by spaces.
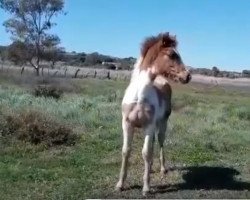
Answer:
xmin=0 ymin=64 xmax=132 ymax=81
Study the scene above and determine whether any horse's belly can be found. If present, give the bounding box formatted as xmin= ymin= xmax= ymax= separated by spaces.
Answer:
xmin=122 ymin=103 xmax=155 ymax=127
xmin=122 ymin=89 xmax=167 ymax=126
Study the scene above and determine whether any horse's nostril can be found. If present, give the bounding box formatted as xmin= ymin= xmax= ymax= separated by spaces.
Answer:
xmin=187 ymin=73 xmax=191 ymax=82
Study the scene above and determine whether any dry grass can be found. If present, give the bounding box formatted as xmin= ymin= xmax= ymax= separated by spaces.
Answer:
xmin=33 ymin=85 xmax=63 ymax=99
xmin=1 ymin=109 xmax=77 ymax=147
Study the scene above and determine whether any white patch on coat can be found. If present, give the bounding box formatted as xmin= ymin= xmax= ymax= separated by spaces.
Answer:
xmin=122 ymin=59 xmax=167 ymax=122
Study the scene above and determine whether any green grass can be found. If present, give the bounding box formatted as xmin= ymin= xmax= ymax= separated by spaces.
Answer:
xmin=0 ymin=74 xmax=250 ymax=199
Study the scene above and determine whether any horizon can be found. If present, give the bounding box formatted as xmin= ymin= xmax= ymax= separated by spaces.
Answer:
xmin=0 ymin=0 xmax=250 ymax=72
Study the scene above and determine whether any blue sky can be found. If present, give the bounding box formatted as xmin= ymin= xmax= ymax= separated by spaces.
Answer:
xmin=0 ymin=0 xmax=250 ymax=72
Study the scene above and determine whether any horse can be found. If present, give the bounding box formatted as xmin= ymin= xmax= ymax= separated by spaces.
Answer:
xmin=116 ymin=32 xmax=191 ymax=195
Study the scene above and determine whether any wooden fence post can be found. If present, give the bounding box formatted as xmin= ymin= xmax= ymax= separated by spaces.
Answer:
xmin=53 ymin=71 xmax=58 ymax=77
xmin=74 ymin=69 xmax=80 ymax=78
xmin=64 ymin=68 xmax=67 ymax=77
xmin=21 ymin=66 xmax=25 ymax=75
xmin=107 ymin=71 xmax=110 ymax=79
xmin=42 ymin=67 xmax=44 ymax=76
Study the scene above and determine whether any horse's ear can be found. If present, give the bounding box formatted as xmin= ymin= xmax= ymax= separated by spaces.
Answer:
xmin=160 ymin=32 xmax=169 ymax=39
xmin=161 ymin=32 xmax=169 ymax=46
xmin=162 ymin=33 xmax=177 ymax=47
xmin=164 ymin=32 xmax=169 ymax=37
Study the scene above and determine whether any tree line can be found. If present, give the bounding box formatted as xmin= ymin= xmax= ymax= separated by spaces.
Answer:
xmin=190 ymin=66 xmax=250 ymax=78
xmin=0 ymin=44 xmax=136 ymax=70
xmin=0 ymin=0 xmax=136 ymax=74
xmin=1 ymin=43 xmax=249 ymax=78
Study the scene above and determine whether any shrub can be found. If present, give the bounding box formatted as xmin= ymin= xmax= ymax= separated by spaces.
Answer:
xmin=103 ymin=64 xmax=116 ymax=70
xmin=224 ymin=105 xmax=250 ymax=120
xmin=2 ymin=110 xmax=77 ymax=147
xmin=236 ymin=107 xmax=250 ymax=120
xmin=34 ymin=85 xmax=63 ymax=99
xmin=0 ymin=114 xmax=9 ymax=136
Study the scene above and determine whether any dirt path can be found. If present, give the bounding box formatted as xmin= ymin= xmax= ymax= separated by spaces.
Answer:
xmin=191 ymin=74 xmax=250 ymax=87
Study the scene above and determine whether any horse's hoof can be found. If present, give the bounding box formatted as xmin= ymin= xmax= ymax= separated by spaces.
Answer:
xmin=160 ymin=169 xmax=168 ymax=180
xmin=161 ymin=168 xmax=168 ymax=174
xmin=115 ymin=186 xmax=122 ymax=192
xmin=142 ymin=190 xmax=150 ymax=196
xmin=115 ymin=182 xmax=124 ymax=192
xmin=142 ymin=186 xmax=150 ymax=196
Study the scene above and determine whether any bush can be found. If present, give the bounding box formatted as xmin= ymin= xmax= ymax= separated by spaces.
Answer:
xmin=236 ymin=107 xmax=250 ymax=120
xmin=103 ymin=64 xmax=116 ymax=70
xmin=34 ymin=85 xmax=63 ymax=99
xmin=1 ymin=110 xmax=77 ymax=147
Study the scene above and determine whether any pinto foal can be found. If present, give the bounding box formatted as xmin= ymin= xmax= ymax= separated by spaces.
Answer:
xmin=116 ymin=32 xmax=191 ymax=195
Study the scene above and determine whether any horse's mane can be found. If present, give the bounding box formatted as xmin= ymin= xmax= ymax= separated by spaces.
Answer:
xmin=141 ymin=32 xmax=177 ymax=60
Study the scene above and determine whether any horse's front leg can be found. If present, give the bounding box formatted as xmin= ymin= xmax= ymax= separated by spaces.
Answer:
xmin=116 ymin=118 xmax=134 ymax=191
xmin=158 ymin=121 xmax=167 ymax=177
xmin=142 ymin=125 xmax=155 ymax=196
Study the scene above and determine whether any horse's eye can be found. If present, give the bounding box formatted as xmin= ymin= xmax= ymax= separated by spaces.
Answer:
xmin=171 ymin=53 xmax=177 ymax=59
xmin=170 ymin=51 xmax=179 ymax=60
xmin=167 ymin=50 xmax=174 ymax=57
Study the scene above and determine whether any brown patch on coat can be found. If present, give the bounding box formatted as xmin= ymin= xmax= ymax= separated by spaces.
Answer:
xmin=122 ymin=103 xmax=155 ymax=128
xmin=139 ymin=32 xmax=191 ymax=84
xmin=140 ymin=32 xmax=177 ymax=69
xmin=153 ymin=75 xmax=172 ymax=117
xmin=141 ymin=32 xmax=177 ymax=62
xmin=154 ymin=76 xmax=172 ymax=103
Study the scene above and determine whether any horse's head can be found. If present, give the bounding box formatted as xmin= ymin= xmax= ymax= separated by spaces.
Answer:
xmin=140 ymin=32 xmax=191 ymax=84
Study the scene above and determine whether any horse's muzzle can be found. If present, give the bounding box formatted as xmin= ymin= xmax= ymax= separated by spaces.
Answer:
xmin=178 ymin=72 xmax=192 ymax=84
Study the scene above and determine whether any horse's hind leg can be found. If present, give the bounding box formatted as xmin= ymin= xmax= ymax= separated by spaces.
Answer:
xmin=116 ymin=118 xmax=134 ymax=191
xmin=158 ymin=121 xmax=167 ymax=177
xmin=142 ymin=125 xmax=155 ymax=195
xmin=150 ymin=134 xmax=155 ymax=173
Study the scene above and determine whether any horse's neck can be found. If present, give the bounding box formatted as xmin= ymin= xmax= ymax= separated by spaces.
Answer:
xmin=130 ymin=57 xmax=152 ymax=84
xmin=126 ymin=60 xmax=154 ymax=103
xmin=130 ymin=68 xmax=152 ymax=86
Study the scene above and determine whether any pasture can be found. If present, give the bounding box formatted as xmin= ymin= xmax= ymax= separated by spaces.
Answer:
xmin=0 ymin=72 xmax=250 ymax=199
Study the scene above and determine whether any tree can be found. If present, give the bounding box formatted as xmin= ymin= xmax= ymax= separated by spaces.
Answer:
xmin=41 ymin=35 xmax=65 ymax=68
xmin=212 ymin=66 xmax=220 ymax=77
xmin=7 ymin=41 xmax=33 ymax=66
xmin=0 ymin=46 xmax=8 ymax=68
xmin=0 ymin=0 xmax=65 ymax=75
xmin=242 ymin=69 xmax=250 ymax=78
xmin=78 ymin=52 xmax=86 ymax=63
xmin=84 ymin=52 xmax=102 ymax=65
xmin=42 ymin=47 xmax=65 ymax=68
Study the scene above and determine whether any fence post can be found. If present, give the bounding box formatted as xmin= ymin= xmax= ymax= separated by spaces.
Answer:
xmin=107 ymin=71 xmax=110 ymax=79
xmin=74 ymin=69 xmax=80 ymax=78
xmin=53 ymin=71 xmax=58 ymax=77
xmin=21 ymin=66 xmax=25 ymax=75
xmin=64 ymin=68 xmax=67 ymax=77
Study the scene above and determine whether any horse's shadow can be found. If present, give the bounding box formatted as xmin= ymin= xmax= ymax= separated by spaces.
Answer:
xmin=128 ymin=166 xmax=250 ymax=194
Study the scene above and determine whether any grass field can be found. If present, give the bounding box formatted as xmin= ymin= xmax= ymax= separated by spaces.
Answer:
xmin=0 ymin=72 xmax=250 ymax=199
